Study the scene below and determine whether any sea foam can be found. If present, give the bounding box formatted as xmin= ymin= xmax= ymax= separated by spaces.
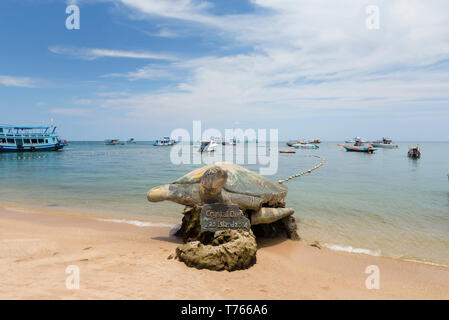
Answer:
xmin=323 ymin=244 xmax=381 ymax=257
xmin=96 ymin=218 xmax=176 ymax=228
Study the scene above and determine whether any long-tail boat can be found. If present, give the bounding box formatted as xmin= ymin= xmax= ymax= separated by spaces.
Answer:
xmin=339 ymin=144 xmax=376 ymax=154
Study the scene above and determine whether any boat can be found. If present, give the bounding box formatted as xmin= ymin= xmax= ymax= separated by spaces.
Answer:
xmin=153 ymin=137 xmax=177 ymax=146
xmin=126 ymin=138 xmax=136 ymax=144
xmin=198 ymin=140 xmax=218 ymax=153
xmin=309 ymin=139 xmax=321 ymax=144
xmin=345 ymin=137 xmax=369 ymax=144
xmin=105 ymin=139 xmax=120 ymax=145
xmin=286 ymin=139 xmax=303 ymax=147
xmin=280 ymin=150 xmax=296 ymax=154
xmin=339 ymin=144 xmax=376 ymax=153
xmin=292 ymin=143 xmax=319 ymax=149
xmin=408 ymin=146 xmax=421 ymax=159
xmin=371 ymin=137 xmax=398 ymax=149
xmin=0 ymin=125 xmax=67 ymax=152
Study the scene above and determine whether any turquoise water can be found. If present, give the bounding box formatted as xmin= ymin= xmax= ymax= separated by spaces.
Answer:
xmin=1 ymin=141 xmax=448 ymax=265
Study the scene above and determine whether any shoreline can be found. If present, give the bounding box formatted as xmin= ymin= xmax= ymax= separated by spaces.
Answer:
xmin=1 ymin=203 xmax=449 ymax=299
xmin=2 ymin=199 xmax=447 ymax=268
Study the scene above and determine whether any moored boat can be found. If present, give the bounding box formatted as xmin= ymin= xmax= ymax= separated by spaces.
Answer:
xmin=153 ymin=137 xmax=177 ymax=146
xmin=0 ymin=125 xmax=67 ymax=152
xmin=280 ymin=150 xmax=296 ymax=154
xmin=198 ymin=140 xmax=218 ymax=153
xmin=345 ymin=136 xmax=368 ymax=144
xmin=371 ymin=137 xmax=398 ymax=149
xmin=408 ymin=146 xmax=421 ymax=159
xmin=292 ymin=143 xmax=319 ymax=149
xmin=339 ymin=144 xmax=376 ymax=153
xmin=105 ymin=139 xmax=120 ymax=145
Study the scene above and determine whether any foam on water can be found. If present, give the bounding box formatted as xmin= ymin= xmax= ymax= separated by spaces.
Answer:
xmin=96 ymin=218 xmax=177 ymax=228
xmin=323 ymin=244 xmax=381 ymax=256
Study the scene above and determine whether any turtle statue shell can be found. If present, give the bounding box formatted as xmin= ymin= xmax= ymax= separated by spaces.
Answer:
xmin=175 ymin=162 xmax=287 ymax=200
xmin=147 ymin=162 xmax=294 ymax=225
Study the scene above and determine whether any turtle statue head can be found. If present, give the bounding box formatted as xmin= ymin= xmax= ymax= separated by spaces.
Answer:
xmin=147 ymin=166 xmax=228 ymax=204
xmin=199 ymin=166 xmax=228 ymax=203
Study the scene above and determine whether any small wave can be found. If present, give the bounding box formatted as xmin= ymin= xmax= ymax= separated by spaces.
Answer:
xmin=403 ymin=259 xmax=449 ymax=268
xmin=3 ymin=207 xmax=39 ymax=214
xmin=323 ymin=244 xmax=381 ymax=256
xmin=96 ymin=218 xmax=176 ymax=228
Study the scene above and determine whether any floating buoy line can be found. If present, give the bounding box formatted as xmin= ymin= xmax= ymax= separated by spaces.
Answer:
xmin=278 ymin=155 xmax=326 ymax=184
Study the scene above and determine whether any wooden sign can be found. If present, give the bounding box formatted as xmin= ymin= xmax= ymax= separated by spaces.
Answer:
xmin=200 ymin=203 xmax=250 ymax=232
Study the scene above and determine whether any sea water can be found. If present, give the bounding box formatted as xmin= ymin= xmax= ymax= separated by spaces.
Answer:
xmin=0 ymin=141 xmax=448 ymax=266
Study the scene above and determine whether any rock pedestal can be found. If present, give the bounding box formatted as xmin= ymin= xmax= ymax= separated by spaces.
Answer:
xmin=176 ymin=229 xmax=257 ymax=271
xmin=173 ymin=205 xmax=299 ymax=271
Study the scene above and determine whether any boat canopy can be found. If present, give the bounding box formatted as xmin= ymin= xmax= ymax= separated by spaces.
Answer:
xmin=1 ymin=126 xmax=51 ymax=130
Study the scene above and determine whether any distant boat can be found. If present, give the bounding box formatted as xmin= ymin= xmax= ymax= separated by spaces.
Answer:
xmin=105 ymin=139 xmax=120 ymax=146
xmin=199 ymin=140 xmax=218 ymax=153
xmin=280 ymin=150 xmax=296 ymax=154
xmin=340 ymin=144 xmax=376 ymax=153
xmin=126 ymin=138 xmax=136 ymax=144
xmin=0 ymin=125 xmax=67 ymax=152
xmin=292 ymin=143 xmax=319 ymax=149
xmin=211 ymin=137 xmax=234 ymax=145
xmin=153 ymin=137 xmax=176 ymax=146
xmin=371 ymin=137 xmax=398 ymax=149
xmin=345 ymin=137 xmax=368 ymax=144
xmin=286 ymin=139 xmax=304 ymax=147
xmin=408 ymin=146 xmax=421 ymax=159
xmin=288 ymin=139 xmax=320 ymax=147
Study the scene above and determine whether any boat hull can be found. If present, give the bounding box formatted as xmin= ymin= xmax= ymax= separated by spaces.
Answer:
xmin=0 ymin=143 xmax=66 ymax=153
xmin=342 ymin=145 xmax=376 ymax=153
xmin=292 ymin=144 xmax=319 ymax=149
xmin=371 ymin=143 xmax=398 ymax=149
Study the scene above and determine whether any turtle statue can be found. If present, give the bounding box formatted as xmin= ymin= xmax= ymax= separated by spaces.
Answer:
xmin=148 ymin=162 xmax=299 ymax=241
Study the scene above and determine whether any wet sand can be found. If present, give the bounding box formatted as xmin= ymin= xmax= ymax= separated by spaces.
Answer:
xmin=0 ymin=204 xmax=448 ymax=300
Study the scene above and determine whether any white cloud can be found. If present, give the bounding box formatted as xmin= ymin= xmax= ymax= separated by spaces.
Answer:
xmin=102 ymin=64 xmax=181 ymax=80
xmin=50 ymin=108 xmax=92 ymax=116
xmin=153 ymin=28 xmax=179 ymax=38
xmin=49 ymin=46 xmax=177 ymax=61
xmin=0 ymin=75 xmax=35 ymax=87
xmin=119 ymin=0 xmax=216 ymax=24
xmin=95 ymin=0 xmax=449 ymax=124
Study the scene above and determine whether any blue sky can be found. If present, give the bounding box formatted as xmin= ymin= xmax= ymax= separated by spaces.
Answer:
xmin=1 ymin=0 xmax=449 ymax=140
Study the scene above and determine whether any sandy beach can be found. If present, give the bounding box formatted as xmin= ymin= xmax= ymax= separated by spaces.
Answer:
xmin=0 ymin=203 xmax=448 ymax=300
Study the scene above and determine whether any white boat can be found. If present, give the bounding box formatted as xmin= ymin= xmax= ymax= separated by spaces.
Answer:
xmin=153 ymin=137 xmax=177 ymax=146
xmin=213 ymin=137 xmax=236 ymax=146
xmin=292 ymin=143 xmax=319 ymax=149
xmin=371 ymin=137 xmax=398 ymax=149
xmin=198 ymin=140 xmax=218 ymax=153
xmin=345 ymin=137 xmax=368 ymax=144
